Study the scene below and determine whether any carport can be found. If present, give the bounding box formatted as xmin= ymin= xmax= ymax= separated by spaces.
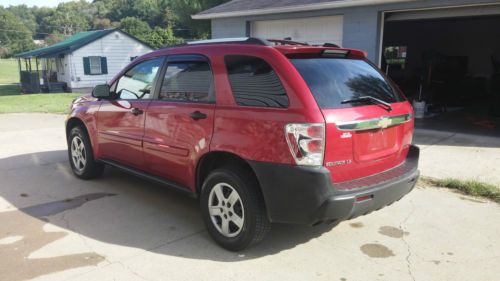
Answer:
xmin=381 ymin=4 xmax=500 ymax=133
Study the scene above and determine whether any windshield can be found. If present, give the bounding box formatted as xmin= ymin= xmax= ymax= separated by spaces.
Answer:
xmin=290 ymin=58 xmax=404 ymax=109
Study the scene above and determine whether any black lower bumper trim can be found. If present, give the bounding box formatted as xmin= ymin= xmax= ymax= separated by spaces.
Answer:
xmin=249 ymin=145 xmax=420 ymax=225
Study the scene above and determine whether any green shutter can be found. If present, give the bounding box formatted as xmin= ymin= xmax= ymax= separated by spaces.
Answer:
xmin=83 ymin=57 xmax=90 ymax=75
xmin=101 ymin=57 xmax=108 ymax=74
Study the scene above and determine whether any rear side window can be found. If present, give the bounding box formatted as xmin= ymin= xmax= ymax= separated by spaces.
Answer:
xmin=290 ymin=58 xmax=404 ymax=109
xmin=225 ymin=55 xmax=289 ymax=108
xmin=159 ymin=61 xmax=214 ymax=103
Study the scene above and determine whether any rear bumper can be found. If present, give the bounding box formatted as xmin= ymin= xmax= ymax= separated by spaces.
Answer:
xmin=249 ymin=145 xmax=420 ymax=225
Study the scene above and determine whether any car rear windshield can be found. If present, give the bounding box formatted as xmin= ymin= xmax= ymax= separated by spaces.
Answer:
xmin=290 ymin=58 xmax=404 ymax=109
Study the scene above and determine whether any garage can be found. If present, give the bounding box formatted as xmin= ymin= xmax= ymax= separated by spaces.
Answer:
xmin=381 ymin=4 xmax=500 ymax=132
xmin=250 ymin=15 xmax=343 ymax=46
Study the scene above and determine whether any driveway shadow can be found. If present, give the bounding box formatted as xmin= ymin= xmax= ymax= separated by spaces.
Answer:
xmin=0 ymin=150 xmax=336 ymax=264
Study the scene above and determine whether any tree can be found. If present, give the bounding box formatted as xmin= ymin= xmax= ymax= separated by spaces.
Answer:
xmin=0 ymin=7 xmax=35 ymax=57
xmin=7 ymin=5 xmax=37 ymax=34
xmin=144 ymin=26 xmax=184 ymax=48
xmin=171 ymin=0 xmax=230 ymax=38
xmin=119 ymin=17 xmax=152 ymax=38
xmin=42 ymin=1 xmax=91 ymax=36
xmin=119 ymin=17 xmax=183 ymax=48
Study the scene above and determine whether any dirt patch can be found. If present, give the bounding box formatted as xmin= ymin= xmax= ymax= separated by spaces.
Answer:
xmin=349 ymin=222 xmax=364 ymax=228
xmin=360 ymin=243 xmax=395 ymax=258
xmin=459 ymin=196 xmax=486 ymax=203
xmin=0 ymin=193 xmax=114 ymax=281
xmin=378 ymin=226 xmax=409 ymax=238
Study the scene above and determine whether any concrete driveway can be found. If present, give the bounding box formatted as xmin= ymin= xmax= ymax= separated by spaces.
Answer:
xmin=0 ymin=113 xmax=499 ymax=281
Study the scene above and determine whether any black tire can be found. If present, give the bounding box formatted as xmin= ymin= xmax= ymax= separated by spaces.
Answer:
xmin=200 ymin=167 xmax=271 ymax=251
xmin=67 ymin=126 xmax=105 ymax=179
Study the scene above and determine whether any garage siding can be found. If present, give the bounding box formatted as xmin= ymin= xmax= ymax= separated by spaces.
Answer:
xmin=210 ymin=0 xmax=496 ymax=65
xmin=250 ymin=16 xmax=343 ymax=46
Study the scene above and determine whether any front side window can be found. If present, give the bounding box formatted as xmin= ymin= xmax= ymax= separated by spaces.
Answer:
xmin=224 ymin=55 xmax=289 ymax=108
xmin=159 ymin=60 xmax=214 ymax=103
xmin=89 ymin=56 xmax=102 ymax=74
xmin=113 ymin=58 xmax=163 ymax=100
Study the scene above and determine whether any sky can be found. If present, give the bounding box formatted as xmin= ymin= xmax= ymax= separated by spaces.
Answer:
xmin=0 ymin=0 xmax=72 ymax=7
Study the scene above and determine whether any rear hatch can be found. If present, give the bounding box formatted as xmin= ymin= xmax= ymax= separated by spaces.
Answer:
xmin=290 ymin=54 xmax=414 ymax=184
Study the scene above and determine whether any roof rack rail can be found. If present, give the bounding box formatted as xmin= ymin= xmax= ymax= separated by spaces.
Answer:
xmin=185 ymin=37 xmax=269 ymax=46
xmin=323 ymin=43 xmax=340 ymax=48
xmin=267 ymin=39 xmax=309 ymax=46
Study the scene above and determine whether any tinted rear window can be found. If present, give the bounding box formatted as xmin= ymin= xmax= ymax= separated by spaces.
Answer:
xmin=290 ymin=58 xmax=404 ymax=109
xmin=225 ymin=55 xmax=289 ymax=108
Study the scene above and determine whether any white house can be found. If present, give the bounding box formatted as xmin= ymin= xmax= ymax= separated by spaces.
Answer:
xmin=15 ymin=29 xmax=153 ymax=93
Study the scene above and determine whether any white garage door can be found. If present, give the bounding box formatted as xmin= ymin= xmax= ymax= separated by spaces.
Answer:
xmin=251 ymin=15 xmax=343 ymax=46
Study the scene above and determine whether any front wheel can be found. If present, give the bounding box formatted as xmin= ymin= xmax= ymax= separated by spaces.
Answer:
xmin=68 ymin=126 xmax=104 ymax=179
xmin=200 ymin=167 xmax=271 ymax=251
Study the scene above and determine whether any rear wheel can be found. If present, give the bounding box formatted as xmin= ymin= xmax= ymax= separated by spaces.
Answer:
xmin=200 ymin=167 xmax=270 ymax=251
xmin=68 ymin=126 xmax=104 ymax=179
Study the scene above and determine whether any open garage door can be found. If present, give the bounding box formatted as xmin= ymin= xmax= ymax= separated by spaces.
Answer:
xmin=250 ymin=15 xmax=343 ymax=46
xmin=381 ymin=4 xmax=500 ymax=134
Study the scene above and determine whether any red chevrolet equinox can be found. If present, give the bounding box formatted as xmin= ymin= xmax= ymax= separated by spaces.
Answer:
xmin=66 ymin=38 xmax=419 ymax=251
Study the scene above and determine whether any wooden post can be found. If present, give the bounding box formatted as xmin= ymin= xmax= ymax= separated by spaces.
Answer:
xmin=18 ymin=58 xmax=22 ymax=94
xmin=35 ymin=57 xmax=40 ymax=93
xmin=28 ymin=58 xmax=32 ymax=72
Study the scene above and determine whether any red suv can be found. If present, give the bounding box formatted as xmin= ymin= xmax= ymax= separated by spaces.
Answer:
xmin=66 ymin=38 xmax=419 ymax=251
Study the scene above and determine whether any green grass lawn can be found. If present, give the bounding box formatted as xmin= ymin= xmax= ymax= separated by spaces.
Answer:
xmin=0 ymin=93 xmax=81 ymax=114
xmin=0 ymin=59 xmax=19 ymax=84
xmin=0 ymin=59 xmax=82 ymax=114
xmin=421 ymin=176 xmax=500 ymax=203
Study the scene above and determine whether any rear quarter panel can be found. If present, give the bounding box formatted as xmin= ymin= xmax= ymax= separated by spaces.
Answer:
xmin=206 ymin=45 xmax=325 ymax=164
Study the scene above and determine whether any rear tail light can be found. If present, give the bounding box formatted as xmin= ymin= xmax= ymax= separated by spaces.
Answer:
xmin=285 ymin=123 xmax=325 ymax=166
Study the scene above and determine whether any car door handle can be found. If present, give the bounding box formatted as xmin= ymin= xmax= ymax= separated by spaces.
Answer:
xmin=189 ymin=111 xmax=207 ymax=120
xmin=131 ymin=108 xmax=144 ymax=116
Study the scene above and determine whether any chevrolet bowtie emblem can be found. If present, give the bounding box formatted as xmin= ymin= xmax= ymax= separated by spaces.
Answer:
xmin=378 ymin=117 xmax=392 ymax=129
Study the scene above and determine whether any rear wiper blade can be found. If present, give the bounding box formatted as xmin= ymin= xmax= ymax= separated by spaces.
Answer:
xmin=341 ymin=96 xmax=392 ymax=111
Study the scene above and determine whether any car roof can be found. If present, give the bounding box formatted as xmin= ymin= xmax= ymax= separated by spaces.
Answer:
xmin=141 ymin=37 xmax=367 ymax=59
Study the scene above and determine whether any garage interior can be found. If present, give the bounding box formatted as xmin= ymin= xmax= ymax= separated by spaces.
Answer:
xmin=382 ymin=6 xmax=500 ymax=135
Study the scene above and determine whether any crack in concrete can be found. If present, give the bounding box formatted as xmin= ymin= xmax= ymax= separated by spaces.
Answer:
xmin=116 ymin=261 xmax=156 ymax=281
xmin=58 ymin=206 xmax=114 ymax=267
xmin=399 ymin=200 xmax=416 ymax=281
xmin=61 ymin=229 xmax=206 ymax=281
xmin=147 ymin=229 xmax=206 ymax=252
xmin=2 ymin=160 xmax=69 ymax=172
xmin=418 ymin=132 xmax=457 ymax=151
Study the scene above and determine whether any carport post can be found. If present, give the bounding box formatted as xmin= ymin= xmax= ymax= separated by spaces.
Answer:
xmin=35 ymin=58 xmax=39 ymax=80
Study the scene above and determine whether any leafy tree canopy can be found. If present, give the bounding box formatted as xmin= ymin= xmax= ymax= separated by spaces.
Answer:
xmin=0 ymin=0 xmax=230 ymax=57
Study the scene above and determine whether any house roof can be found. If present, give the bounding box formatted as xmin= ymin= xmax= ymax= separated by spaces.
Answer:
xmin=192 ymin=0 xmax=413 ymax=19
xmin=15 ymin=29 xmax=152 ymax=58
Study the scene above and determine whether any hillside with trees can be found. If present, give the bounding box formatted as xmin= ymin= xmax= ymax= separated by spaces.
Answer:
xmin=0 ymin=0 xmax=228 ymax=57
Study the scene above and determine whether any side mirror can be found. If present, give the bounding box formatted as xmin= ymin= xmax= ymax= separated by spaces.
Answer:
xmin=92 ymin=84 xmax=111 ymax=99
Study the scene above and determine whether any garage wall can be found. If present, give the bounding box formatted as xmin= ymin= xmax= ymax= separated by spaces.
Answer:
xmin=250 ymin=16 xmax=343 ymax=46
xmin=210 ymin=0 xmax=497 ymax=64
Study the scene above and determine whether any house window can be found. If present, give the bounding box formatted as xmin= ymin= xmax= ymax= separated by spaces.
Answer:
xmin=83 ymin=56 xmax=108 ymax=75
xmin=89 ymin=56 xmax=102 ymax=74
